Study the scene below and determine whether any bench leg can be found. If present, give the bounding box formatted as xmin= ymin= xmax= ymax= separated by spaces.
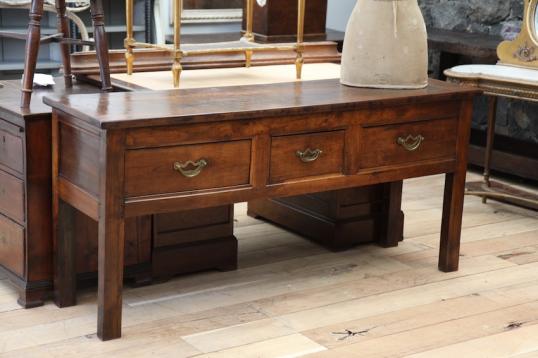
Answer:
xmin=90 ymin=0 xmax=113 ymax=91
xmin=21 ymin=0 xmax=45 ymax=108
xmin=56 ymin=0 xmax=73 ymax=88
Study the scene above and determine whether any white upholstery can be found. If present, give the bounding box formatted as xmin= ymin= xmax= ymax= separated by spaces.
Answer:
xmin=448 ymin=64 xmax=538 ymax=85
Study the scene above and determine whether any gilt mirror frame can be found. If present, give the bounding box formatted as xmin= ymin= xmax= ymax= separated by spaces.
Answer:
xmin=497 ymin=0 xmax=538 ymax=68
xmin=529 ymin=0 xmax=538 ymax=44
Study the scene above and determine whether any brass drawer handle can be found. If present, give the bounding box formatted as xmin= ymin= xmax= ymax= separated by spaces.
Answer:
xmin=296 ymin=148 xmax=323 ymax=163
xmin=173 ymin=159 xmax=208 ymax=178
xmin=397 ymin=135 xmax=425 ymax=152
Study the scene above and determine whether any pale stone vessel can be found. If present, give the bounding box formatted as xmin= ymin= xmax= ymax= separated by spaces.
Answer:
xmin=340 ymin=0 xmax=429 ymax=89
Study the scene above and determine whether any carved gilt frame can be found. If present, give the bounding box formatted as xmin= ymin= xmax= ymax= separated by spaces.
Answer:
xmin=497 ymin=0 xmax=538 ymax=68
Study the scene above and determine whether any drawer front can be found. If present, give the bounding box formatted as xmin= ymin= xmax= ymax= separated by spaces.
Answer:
xmin=0 ymin=123 xmax=24 ymax=174
xmin=270 ymin=131 xmax=345 ymax=183
xmin=154 ymin=206 xmax=233 ymax=248
xmin=0 ymin=215 xmax=25 ymax=277
xmin=0 ymin=170 xmax=25 ymax=224
xmin=125 ymin=140 xmax=252 ymax=196
xmin=359 ymin=118 xmax=458 ymax=169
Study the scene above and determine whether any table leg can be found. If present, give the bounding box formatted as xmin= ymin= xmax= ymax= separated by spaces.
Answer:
xmin=438 ymin=172 xmax=466 ymax=272
xmin=20 ymin=0 xmax=45 ymax=108
xmin=125 ymin=0 xmax=135 ymax=75
xmin=52 ymin=114 xmax=77 ymax=307
xmin=90 ymin=0 xmax=113 ymax=92
xmin=482 ymin=96 xmax=498 ymax=203
xmin=97 ymin=132 xmax=126 ymax=341
xmin=55 ymin=0 xmax=73 ymax=88
xmin=378 ymin=181 xmax=404 ymax=248
xmin=54 ymin=200 xmax=78 ymax=307
xmin=439 ymin=99 xmax=473 ymax=272
xmin=97 ymin=207 xmax=125 ymax=340
xmin=171 ymin=0 xmax=182 ymax=88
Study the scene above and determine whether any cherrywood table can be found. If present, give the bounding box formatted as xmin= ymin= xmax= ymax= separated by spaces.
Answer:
xmin=44 ymin=79 xmax=479 ymax=340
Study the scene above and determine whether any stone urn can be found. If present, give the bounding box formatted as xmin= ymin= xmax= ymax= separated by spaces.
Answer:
xmin=340 ymin=0 xmax=429 ymax=89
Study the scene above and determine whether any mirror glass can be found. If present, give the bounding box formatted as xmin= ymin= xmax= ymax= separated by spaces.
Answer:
xmin=534 ymin=2 xmax=538 ymax=40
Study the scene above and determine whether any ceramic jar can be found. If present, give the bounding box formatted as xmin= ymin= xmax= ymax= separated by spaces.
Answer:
xmin=340 ymin=0 xmax=428 ymax=89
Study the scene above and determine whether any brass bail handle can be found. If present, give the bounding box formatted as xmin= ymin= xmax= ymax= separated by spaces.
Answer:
xmin=173 ymin=159 xmax=208 ymax=178
xmin=397 ymin=135 xmax=425 ymax=152
xmin=296 ymin=148 xmax=323 ymax=163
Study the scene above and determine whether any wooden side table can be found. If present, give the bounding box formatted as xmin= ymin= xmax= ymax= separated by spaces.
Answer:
xmin=20 ymin=0 xmax=112 ymax=108
xmin=444 ymin=0 xmax=538 ymax=211
xmin=445 ymin=65 xmax=538 ymax=211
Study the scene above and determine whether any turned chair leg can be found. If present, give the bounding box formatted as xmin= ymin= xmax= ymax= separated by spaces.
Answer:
xmin=90 ymin=0 xmax=113 ymax=91
xmin=21 ymin=0 xmax=45 ymax=108
xmin=56 ymin=0 xmax=73 ymax=88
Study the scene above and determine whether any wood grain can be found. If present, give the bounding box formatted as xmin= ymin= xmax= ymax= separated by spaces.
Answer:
xmin=0 ymin=173 xmax=536 ymax=355
xmin=269 ymin=131 xmax=345 ymax=183
xmin=0 ymin=170 xmax=25 ymax=224
xmin=0 ymin=216 xmax=25 ymax=277
xmin=0 ymin=121 xmax=24 ymax=174
xmin=43 ymin=80 xmax=480 ymax=130
xmin=124 ymin=140 xmax=252 ymax=197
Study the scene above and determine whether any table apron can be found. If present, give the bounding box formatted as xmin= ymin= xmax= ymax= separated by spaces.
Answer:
xmin=121 ymin=158 xmax=456 ymax=217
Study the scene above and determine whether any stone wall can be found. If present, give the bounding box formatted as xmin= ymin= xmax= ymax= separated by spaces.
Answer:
xmin=419 ymin=0 xmax=538 ymax=145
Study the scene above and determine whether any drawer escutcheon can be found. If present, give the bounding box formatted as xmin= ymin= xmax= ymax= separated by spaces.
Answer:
xmin=173 ymin=159 xmax=208 ymax=178
xmin=397 ymin=135 xmax=425 ymax=152
xmin=296 ymin=148 xmax=323 ymax=163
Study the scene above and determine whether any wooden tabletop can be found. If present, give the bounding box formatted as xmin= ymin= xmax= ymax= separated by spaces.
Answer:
xmin=0 ymin=79 xmax=99 ymax=126
xmin=44 ymin=79 xmax=480 ymax=130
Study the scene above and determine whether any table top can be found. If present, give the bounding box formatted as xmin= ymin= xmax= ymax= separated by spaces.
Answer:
xmin=0 ymin=79 xmax=98 ymax=126
xmin=445 ymin=64 xmax=538 ymax=86
xmin=444 ymin=64 xmax=538 ymax=102
xmin=44 ymin=79 xmax=480 ymax=130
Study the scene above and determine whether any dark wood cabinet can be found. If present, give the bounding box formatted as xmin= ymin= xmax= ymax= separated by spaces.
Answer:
xmin=242 ymin=0 xmax=328 ymax=42
xmin=248 ymin=183 xmax=404 ymax=251
xmin=0 ymin=80 xmax=236 ymax=308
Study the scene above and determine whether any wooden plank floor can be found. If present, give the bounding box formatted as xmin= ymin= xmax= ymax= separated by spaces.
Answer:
xmin=1 ymin=172 xmax=537 ymax=357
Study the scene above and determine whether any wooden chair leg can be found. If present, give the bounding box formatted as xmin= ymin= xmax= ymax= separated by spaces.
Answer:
xmin=21 ymin=0 xmax=45 ymax=108
xmin=90 ymin=0 xmax=113 ymax=91
xmin=55 ymin=0 xmax=73 ymax=88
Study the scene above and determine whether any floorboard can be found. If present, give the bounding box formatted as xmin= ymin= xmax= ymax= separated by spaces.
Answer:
xmin=1 ymin=172 xmax=537 ymax=357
